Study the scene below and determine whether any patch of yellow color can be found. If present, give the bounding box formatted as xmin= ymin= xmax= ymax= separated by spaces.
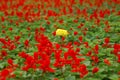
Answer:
xmin=56 ymin=29 xmax=69 ymax=37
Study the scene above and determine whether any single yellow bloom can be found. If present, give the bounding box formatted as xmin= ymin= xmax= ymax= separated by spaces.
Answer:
xmin=56 ymin=29 xmax=69 ymax=37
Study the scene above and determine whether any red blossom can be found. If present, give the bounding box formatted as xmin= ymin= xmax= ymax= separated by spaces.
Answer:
xmin=104 ymin=37 xmax=110 ymax=44
xmin=74 ymin=31 xmax=78 ymax=35
xmin=79 ymin=64 xmax=88 ymax=78
xmin=14 ymin=36 xmax=20 ymax=42
xmin=54 ymin=78 xmax=59 ymax=80
xmin=18 ymin=51 xmax=28 ymax=58
xmin=9 ymin=27 xmax=13 ymax=31
xmin=59 ymin=20 xmax=64 ymax=24
xmin=1 ymin=50 xmax=7 ymax=56
xmin=27 ymin=27 xmax=31 ymax=31
xmin=84 ymin=42 xmax=89 ymax=48
xmin=0 ymin=69 xmax=10 ymax=80
xmin=93 ymin=44 xmax=99 ymax=54
xmin=40 ymin=27 xmax=45 ymax=32
xmin=104 ymin=58 xmax=111 ymax=66
xmin=55 ymin=43 xmax=60 ymax=49
xmin=1 ymin=16 xmax=5 ymax=22
xmin=79 ymin=36 xmax=83 ymax=42
xmin=24 ymin=39 xmax=29 ymax=47
xmin=7 ymin=59 xmax=13 ymax=65
xmin=52 ymin=31 xmax=56 ymax=36
xmin=92 ymin=67 xmax=99 ymax=74
xmin=91 ymin=56 xmax=99 ymax=63
xmin=86 ymin=51 xmax=92 ymax=56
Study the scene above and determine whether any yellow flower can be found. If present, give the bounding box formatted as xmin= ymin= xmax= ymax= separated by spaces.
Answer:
xmin=56 ymin=29 xmax=69 ymax=37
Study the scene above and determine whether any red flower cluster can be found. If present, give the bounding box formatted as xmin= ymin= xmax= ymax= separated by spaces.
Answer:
xmin=113 ymin=44 xmax=120 ymax=63
xmin=19 ymin=32 xmax=55 ymax=73
xmin=0 ymin=38 xmax=16 ymax=51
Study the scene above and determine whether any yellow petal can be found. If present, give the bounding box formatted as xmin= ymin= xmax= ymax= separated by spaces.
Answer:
xmin=56 ymin=29 xmax=69 ymax=37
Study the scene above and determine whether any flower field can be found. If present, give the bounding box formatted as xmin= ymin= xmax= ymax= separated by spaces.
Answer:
xmin=0 ymin=0 xmax=120 ymax=80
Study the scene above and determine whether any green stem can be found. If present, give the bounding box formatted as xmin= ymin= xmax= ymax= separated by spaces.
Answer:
xmin=61 ymin=66 xmax=66 ymax=79
xmin=41 ymin=71 xmax=46 ymax=80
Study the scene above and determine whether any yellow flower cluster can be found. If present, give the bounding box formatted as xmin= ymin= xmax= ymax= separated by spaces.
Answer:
xmin=56 ymin=29 xmax=69 ymax=37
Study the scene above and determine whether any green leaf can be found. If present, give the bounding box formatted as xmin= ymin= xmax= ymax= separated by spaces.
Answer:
xmin=83 ymin=61 xmax=90 ymax=66
xmin=109 ymin=74 xmax=119 ymax=80
xmin=86 ymin=78 xmax=100 ymax=80
xmin=65 ymin=76 xmax=76 ymax=80
xmin=59 ymin=78 xmax=65 ymax=80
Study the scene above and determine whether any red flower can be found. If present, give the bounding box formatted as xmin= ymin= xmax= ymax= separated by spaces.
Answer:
xmin=63 ymin=7 xmax=67 ymax=15
xmin=94 ymin=44 xmax=99 ymax=54
xmin=99 ymin=10 xmax=105 ymax=18
xmin=52 ymin=31 xmax=56 ymax=36
xmin=55 ymin=43 xmax=60 ymax=49
xmin=14 ymin=36 xmax=20 ymax=42
xmin=24 ymin=39 xmax=29 ymax=47
xmin=113 ymin=44 xmax=120 ymax=55
xmin=104 ymin=58 xmax=111 ymax=66
xmin=76 ymin=48 xmax=80 ymax=52
xmin=2 ymin=30 xmax=6 ymax=34
xmin=86 ymin=51 xmax=92 ymax=56
xmin=117 ymin=54 xmax=120 ymax=63
xmin=118 ymin=71 xmax=120 ymax=75
xmin=91 ymin=56 xmax=99 ymax=63
xmin=79 ymin=0 xmax=84 ymax=5
xmin=59 ymin=20 xmax=64 ymax=24
xmin=47 ymin=10 xmax=57 ymax=17
xmin=79 ymin=64 xmax=88 ymax=78
xmin=16 ymin=11 xmax=23 ymax=17
xmin=74 ymin=41 xmax=80 ymax=46
xmin=92 ymin=67 xmax=99 ymax=74
xmin=53 ymin=78 xmax=59 ymax=80
xmin=73 ymin=19 xmax=78 ymax=23
xmin=40 ymin=27 xmax=45 ymax=32
xmin=74 ymin=31 xmax=78 ymax=35
xmin=1 ymin=50 xmax=7 ymax=56
xmin=22 ymin=65 xmax=29 ymax=71
xmin=34 ymin=52 xmax=39 ymax=60
xmin=114 ymin=44 xmax=120 ymax=50
xmin=1 ymin=16 xmax=5 ymax=22
xmin=104 ymin=37 xmax=110 ymax=44
xmin=7 ymin=58 xmax=13 ymax=65
xmin=95 ymin=44 xmax=99 ymax=51
xmin=0 ymin=69 xmax=10 ymax=77
xmin=18 ymin=51 xmax=28 ymax=58
xmin=80 ymin=70 xmax=88 ymax=78
xmin=47 ymin=21 xmax=51 ymax=25
xmin=27 ymin=27 xmax=31 ymax=31
xmin=9 ymin=27 xmax=13 ymax=31
xmin=61 ymin=37 xmax=65 ymax=41
xmin=79 ymin=36 xmax=83 ymax=42
xmin=84 ymin=42 xmax=89 ymax=48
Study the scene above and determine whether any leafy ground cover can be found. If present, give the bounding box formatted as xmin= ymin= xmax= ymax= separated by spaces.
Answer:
xmin=0 ymin=0 xmax=120 ymax=80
